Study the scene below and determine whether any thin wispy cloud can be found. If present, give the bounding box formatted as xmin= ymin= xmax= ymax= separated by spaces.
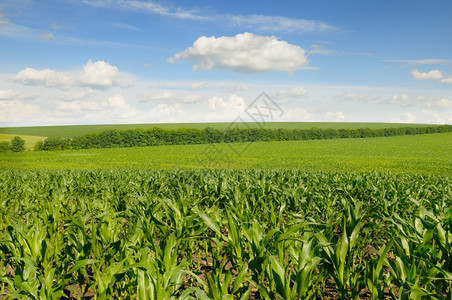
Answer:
xmin=108 ymin=22 xmax=141 ymax=32
xmin=38 ymin=32 xmax=54 ymax=39
xmin=384 ymin=58 xmax=451 ymax=65
xmin=225 ymin=14 xmax=337 ymax=34
xmin=78 ymin=0 xmax=210 ymax=21
xmin=76 ymin=0 xmax=337 ymax=34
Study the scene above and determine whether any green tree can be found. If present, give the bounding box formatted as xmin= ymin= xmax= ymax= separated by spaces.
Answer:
xmin=10 ymin=136 xmax=26 ymax=152
xmin=0 ymin=141 xmax=10 ymax=152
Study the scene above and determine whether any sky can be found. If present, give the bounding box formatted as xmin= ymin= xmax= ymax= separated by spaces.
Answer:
xmin=0 ymin=0 xmax=451 ymax=127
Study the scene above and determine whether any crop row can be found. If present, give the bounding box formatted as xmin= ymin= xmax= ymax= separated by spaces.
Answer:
xmin=0 ymin=170 xmax=451 ymax=299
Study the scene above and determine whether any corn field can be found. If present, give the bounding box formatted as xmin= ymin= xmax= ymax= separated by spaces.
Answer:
xmin=0 ymin=170 xmax=451 ymax=299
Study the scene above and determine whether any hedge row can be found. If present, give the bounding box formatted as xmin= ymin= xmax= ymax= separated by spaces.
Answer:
xmin=34 ymin=125 xmax=452 ymax=151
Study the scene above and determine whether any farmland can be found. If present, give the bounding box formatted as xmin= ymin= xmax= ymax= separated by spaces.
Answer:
xmin=0 ymin=170 xmax=450 ymax=299
xmin=0 ymin=125 xmax=451 ymax=299
xmin=0 ymin=132 xmax=451 ymax=175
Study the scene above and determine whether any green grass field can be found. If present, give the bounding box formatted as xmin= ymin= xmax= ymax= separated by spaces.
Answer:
xmin=1 ymin=132 xmax=450 ymax=175
xmin=0 ymin=122 xmax=438 ymax=138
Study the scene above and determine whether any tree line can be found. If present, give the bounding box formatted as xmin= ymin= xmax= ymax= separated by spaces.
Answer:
xmin=34 ymin=125 xmax=452 ymax=151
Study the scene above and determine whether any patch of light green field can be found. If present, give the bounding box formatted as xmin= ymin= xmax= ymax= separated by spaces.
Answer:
xmin=0 ymin=134 xmax=47 ymax=150
xmin=1 ymin=132 xmax=450 ymax=175
xmin=0 ymin=122 xmax=438 ymax=138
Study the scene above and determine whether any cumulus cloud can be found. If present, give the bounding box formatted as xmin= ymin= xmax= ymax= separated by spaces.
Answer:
xmin=422 ymin=110 xmax=452 ymax=124
xmin=419 ymin=97 xmax=452 ymax=108
xmin=325 ymin=111 xmax=345 ymax=121
xmin=440 ymin=77 xmax=452 ymax=83
xmin=168 ymin=32 xmax=308 ymax=73
xmin=11 ymin=60 xmax=128 ymax=90
xmin=189 ymin=81 xmax=206 ymax=90
xmin=388 ymin=94 xmax=452 ymax=108
xmin=55 ymin=95 xmax=137 ymax=120
xmin=391 ymin=112 xmax=417 ymax=124
xmin=208 ymin=94 xmax=246 ymax=111
xmin=284 ymin=107 xmax=311 ymax=121
xmin=411 ymin=69 xmax=444 ymax=80
xmin=389 ymin=94 xmax=416 ymax=107
xmin=0 ymin=100 xmax=47 ymax=125
xmin=0 ymin=89 xmax=19 ymax=100
xmin=0 ymin=88 xmax=38 ymax=101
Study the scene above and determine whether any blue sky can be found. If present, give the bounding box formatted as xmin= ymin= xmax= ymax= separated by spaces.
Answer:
xmin=1 ymin=0 xmax=451 ymax=126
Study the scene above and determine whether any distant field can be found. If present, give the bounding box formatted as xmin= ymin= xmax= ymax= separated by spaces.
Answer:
xmin=1 ymin=132 xmax=450 ymax=175
xmin=0 ymin=122 xmax=439 ymax=138
xmin=0 ymin=133 xmax=46 ymax=150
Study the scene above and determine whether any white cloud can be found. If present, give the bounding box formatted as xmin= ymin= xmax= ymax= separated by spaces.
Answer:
xmin=422 ymin=110 xmax=452 ymax=124
xmin=272 ymin=87 xmax=307 ymax=98
xmin=79 ymin=0 xmax=208 ymax=21
xmin=325 ymin=111 xmax=345 ymax=121
xmin=284 ymin=107 xmax=312 ymax=121
xmin=0 ymin=88 xmax=38 ymax=100
xmin=0 ymin=89 xmax=19 ymax=100
xmin=0 ymin=100 xmax=47 ymax=125
xmin=38 ymin=32 xmax=54 ymax=39
xmin=140 ymin=91 xmax=177 ymax=101
xmin=10 ymin=60 xmax=129 ymax=90
xmin=440 ymin=77 xmax=452 ymax=83
xmin=391 ymin=112 xmax=417 ymax=124
xmin=168 ymin=32 xmax=308 ymax=73
xmin=189 ymin=81 xmax=206 ymax=90
xmin=220 ymin=84 xmax=250 ymax=92
xmin=55 ymin=95 xmax=138 ymax=121
xmin=308 ymin=44 xmax=336 ymax=55
xmin=208 ymin=94 xmax=246 ymax=111
xmin=389 ymin=94 xmax=416 ymax=107
xmin=0 ymin=13 xmax=9 ymax=26
xmin=340 ymin=93 xmax=377 ymax=103
xmin=388 ymin=94 xmax=452 ymax=108
xmin=182 ymin=94 xmax=201 ymax=103
xmin=411 ymin=69 xmax=444 ymax=80
xmin=421 ymin=97 xmax=452 ymax=108
xmin=62 ymin=88 xmax=95 ymax=100
xmin=109 ymin=22 xmax=141 ymax=32
xmin=384 ymin=58 xmax=451 ymax=65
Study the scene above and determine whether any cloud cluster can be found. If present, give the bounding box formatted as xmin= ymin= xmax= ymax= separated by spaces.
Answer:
xmin=11 ymin=60 xmax=128 ymax=89
xmin=389 ymin=94 xmax=452 ymax=108
xmin=0 ymin=88 xmax=38 ymax=101
xmin=169 ymin=32 xmax=308 ymax=73
xmin=411 ymin=69 xmax=443 ymax=80
xmin=411 ymin=69 xmax=452 ymax=84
